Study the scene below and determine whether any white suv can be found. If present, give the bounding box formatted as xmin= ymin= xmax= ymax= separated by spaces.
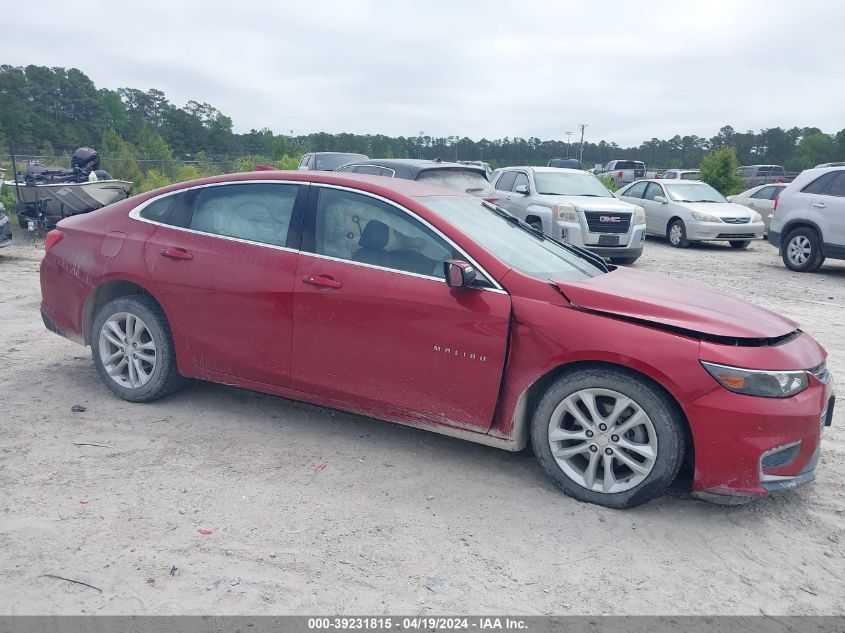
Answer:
xmin=768 ymin=166 xmax=845 ymax=272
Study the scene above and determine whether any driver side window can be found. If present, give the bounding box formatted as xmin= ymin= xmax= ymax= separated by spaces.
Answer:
xmin=644 ymin=183 xmax=665 ymax=201
xmin=310 ymin=188 xmax=459 ymax=280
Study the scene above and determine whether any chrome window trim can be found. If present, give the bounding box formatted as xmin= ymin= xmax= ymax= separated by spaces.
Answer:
xmin=312 ymin=183 xmax=506 ymax=293
xmin=127 ymin=180 xmax=507 ymax=293
xmin=128 ymin=180 xmax=304 ymax=254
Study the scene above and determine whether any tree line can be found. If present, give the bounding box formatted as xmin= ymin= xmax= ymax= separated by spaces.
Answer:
xmin=1 ymin=64 xmax=843 ymax=196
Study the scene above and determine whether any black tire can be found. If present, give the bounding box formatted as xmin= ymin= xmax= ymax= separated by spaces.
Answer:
xmin=667 ymin=219 xmax=689 ymax=248
xmin=781 ymin=227 xmax=825 ymax=273
xmin=528 ymin=220 xmax=544 ymax=233
xmin=530 ymin=366 xmax=685 ymax=509
xmin=610 ymin=256 xmax=639 ymax=265
xmin=91 ymin=295 xmax=184 ymax=402
xmin=729 ymin=240 xmax=751 ymax=249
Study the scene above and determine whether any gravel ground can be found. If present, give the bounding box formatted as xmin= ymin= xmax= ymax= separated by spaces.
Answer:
xmin=0 ymin=231 xmax=843 ymax=616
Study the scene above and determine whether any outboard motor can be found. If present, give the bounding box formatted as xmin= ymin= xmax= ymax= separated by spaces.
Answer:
xmin=71 ymin=147 xmax=100 ymax=180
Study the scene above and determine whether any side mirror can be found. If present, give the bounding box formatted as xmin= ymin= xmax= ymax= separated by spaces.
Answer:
xmin=514 ymin=184 xmax=529 ymax=195
xmin=443 ymin=260 xmax=477 ymax=288
xmin=654 ymin=195 xmax=667 ymax=204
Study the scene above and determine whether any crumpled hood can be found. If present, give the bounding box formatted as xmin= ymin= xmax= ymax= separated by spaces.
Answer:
xmin=556 ymin=267 xmax=798 ymax=339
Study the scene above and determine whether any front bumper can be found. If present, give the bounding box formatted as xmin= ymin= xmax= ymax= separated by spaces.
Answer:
xmin=686 ymin=220 xmax=766 ymax=241
xmin=0 ymin=214 xmax=11 ymax=248
xmin=687 ymin=373 xmax=833 ymax=498
xmin=556 ymin=221 xmax=646 ymax=259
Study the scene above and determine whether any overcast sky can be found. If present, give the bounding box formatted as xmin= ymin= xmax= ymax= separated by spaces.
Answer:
xmin=5 ymin=1 xmax=842 ymax=146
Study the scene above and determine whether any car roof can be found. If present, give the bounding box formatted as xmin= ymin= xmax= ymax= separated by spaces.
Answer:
xmin=497 ymin=166 xmax=585 ymax=175
xmin=147 ymin=170 xmax=465 ymax=201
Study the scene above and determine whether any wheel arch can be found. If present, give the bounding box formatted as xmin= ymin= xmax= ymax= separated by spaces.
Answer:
xmin=511 ymin=360 xmax=694 ymax=470
xmin=665 ymin=215 xmax=684 ymax=236
xmin=83 ymin=278 xmax=170 ymax=345
xmin=780 ymin=219 xmax=823 ymax=247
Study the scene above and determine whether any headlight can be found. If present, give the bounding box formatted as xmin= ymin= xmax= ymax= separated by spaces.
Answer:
xmin=553 ymin=203 xmax=578 ymax=222
xmin=690 ymin=211 xmax=723 ymax=223
xmin=752 ymin=212 xmax=763 ymax=223
xmin=633 ymin=205 xmax=645 ymax=225
xmin=701 ymin=361 xmax=808 ymax=398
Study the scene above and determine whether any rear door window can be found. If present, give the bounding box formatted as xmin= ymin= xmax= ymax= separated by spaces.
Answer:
xmin=624 ymin=182 xmax=648 ymax=199
xmin=827 ymin=172 xmax=845 ymax=197
xmin=495 ymin=171 xmax=517 ymax=192
xmin=751 ymin=186 xmax=778 ymax=199
xmin=189 ymin=183 xmax=301 ymax=247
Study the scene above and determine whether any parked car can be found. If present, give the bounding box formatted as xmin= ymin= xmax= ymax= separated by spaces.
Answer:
xmin=297 ymin=152 xmax=368 ymax=171
xmin=459 ymin=160 xmax=493 ymax=177
xmin=0 ymin=202 xmax=11 ymax=248
xmin=40 ymin=171 xmax=834 ymax=508
xmin=737 ymin=165 xmax=793 ymax=188
xmin=335 ymin=159 xmax=497 ymax=200
xmin=39 ymin=170 xmax=833 ymax=508
xmin=597 ymin=160 xmax=647 ymax=187
xmin=815 ymin=162 xmax=845 ymax=168
xmin=490 ymin=166 xmax=645 ymax=264
xmin=768 ymin=166 xmax=845 ymax=272
xmin=659 ymin=169 xmax=700 ymax=180
xmin=548 ymin=158 xmax=582 ymax=170
xmin=727 ymin=183 xmax=788 ymax=234
xmin=616 ymin=180 xmax=765 ymax=248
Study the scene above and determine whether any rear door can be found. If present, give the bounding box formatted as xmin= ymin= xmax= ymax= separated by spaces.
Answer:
xmin=814 ymin=171 xmax=845 ymax=249
xmin=290 ymin=185 xmax=511 ymax=430
xmin=140 ymin=181 xmax=307 ymax=386
xmin=493 ymin=170 xmax=518 ymax=214
xmin=642 ymin=182 xmax=669 ymax=233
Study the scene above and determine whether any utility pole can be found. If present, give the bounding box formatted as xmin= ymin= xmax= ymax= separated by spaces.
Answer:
xmin=578 ymin=123 xmax=588 ymax=165
xmin=419 ymin=131 xmax=425 ymax=159
xmin=565 ymin=131 xmax=572 ymax=158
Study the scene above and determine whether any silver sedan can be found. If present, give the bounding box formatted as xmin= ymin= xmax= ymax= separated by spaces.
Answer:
xmin=727 ymin=183 xmax=787 ymax=234
xmin=615 ymin=180 xmax=766 ymax=249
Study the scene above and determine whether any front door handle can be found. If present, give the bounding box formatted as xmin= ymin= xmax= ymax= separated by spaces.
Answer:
xmin=160 ymin=248 xmax=193 ymax=261
xmin=302 ymin=274 xmax=342 ymax=289
xmin=812 ymin=202 xmax=826 ymax=208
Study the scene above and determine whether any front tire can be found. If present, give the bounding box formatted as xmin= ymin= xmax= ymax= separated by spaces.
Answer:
xmin=530 ymin=367 xmax=685 ymax=508
xmin=91 ymin=295 xmax=184 ymax=402
xmin=782 ymin=227 xmax=824 ymax=272
xmin=729 ymin=240 xmax=751 ymax=249
xmin=667 ymin=219 xmax=689 ymax=248
xmin=610 ymin=256 xmax=639 ymax=265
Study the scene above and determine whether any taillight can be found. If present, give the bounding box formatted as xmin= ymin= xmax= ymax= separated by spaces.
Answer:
xmin=617 ymin=171 xmax=623 ymax=178
xmin=45 ymin=229 xmax=66 ymax=253
xmin=773 ymin=194 xmax=780 ymax=211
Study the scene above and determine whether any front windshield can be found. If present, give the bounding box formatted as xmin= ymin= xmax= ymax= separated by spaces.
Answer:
xmin=419 ymin=196 xmax=603 ymax=282
xmin=533 ymin=172 xmax=613 ymax=198
xmin=664 ymin=182 xmax=727 ymax=203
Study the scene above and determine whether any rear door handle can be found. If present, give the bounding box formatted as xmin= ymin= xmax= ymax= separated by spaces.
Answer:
xmin=302 ymin=274 xmax=342 ymax=289
xmin=160 ymin=248 xmax=193 ymax=260
xmin=812 ymin=202 xmax=826 ymax=208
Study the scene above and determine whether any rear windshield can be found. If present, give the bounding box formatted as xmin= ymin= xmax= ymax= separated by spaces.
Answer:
xmin=420 ymin=196 xmax=602 ymax=281
xmin=416 ymin=169 xmax=493 ymax=195
xmin=614 ymin=161 xmax=645 ymax=170
xmin=314 ymin=153 xmax=368 ymax=170
xmin=680 ymin=171 xmax=700 ymax=180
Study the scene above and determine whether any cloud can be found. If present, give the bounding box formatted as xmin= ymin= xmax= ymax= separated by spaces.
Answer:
xmin=4 ymin=0 xmax=842 ymax=146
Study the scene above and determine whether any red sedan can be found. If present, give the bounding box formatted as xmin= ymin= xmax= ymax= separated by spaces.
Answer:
xmin=39 ymin=171 xmax=834 ymax=508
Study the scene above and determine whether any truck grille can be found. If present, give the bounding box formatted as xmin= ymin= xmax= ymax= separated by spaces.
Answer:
xmin=584 ymin=211 xmax=631 ymax=234
xmin=722 ymin=217 xmax=751 ymax=224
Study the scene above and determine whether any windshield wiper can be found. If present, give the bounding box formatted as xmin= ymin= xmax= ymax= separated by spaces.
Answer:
xmin=480 ymin=201 xmax=610 ymax=273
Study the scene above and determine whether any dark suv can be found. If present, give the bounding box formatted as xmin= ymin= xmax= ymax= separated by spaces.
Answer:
xmin=297 ymin=152 xmax=369 ymax=171
xmin=335 ymin=159 xmax=497 ymax=200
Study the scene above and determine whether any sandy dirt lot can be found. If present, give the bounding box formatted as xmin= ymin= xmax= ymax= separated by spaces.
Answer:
xmin=1 ymin=230 xmax=843 ymax=616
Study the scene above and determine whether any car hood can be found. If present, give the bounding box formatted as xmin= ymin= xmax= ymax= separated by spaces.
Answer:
xmin=536 ymin=195 xmax=637 ymax=212
xmin=555 ymin=267 xmax=798 ymax=339
xmin=673 ymin=201 xmax=755 ymax=218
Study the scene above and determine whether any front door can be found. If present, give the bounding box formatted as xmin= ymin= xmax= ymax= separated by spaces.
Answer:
xmin=290 ymin=186 xmax=511 ymax=430
xmin=642 ymin=182 xmax=669 ymax=234
xmin=141 ymin=182 xmax=307 ymax=386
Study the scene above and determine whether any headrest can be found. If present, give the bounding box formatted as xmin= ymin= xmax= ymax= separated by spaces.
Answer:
xmin=359 ymin=219 xmax=389 ymax=250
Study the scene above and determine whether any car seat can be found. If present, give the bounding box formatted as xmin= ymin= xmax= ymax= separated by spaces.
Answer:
xmin=353 ymin=220 xmax=394 ymax=268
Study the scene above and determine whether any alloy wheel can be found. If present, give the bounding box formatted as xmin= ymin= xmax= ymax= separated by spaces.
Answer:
xmin=787 ymin=235 xmax=812 ymax=266
xmin=547 ymin=388 xmax=658 ymax=494
xmin=98 ymin=312 xmax=157 ymax=388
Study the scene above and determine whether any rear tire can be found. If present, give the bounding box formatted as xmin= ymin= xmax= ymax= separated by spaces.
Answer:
xmin=729 ymin=240 xmax=751 ymax=249
xmin=91 ymin=295 xmax=184 ymax=402
xmin=530 ymin=366 xmax=685 ymax=509
xmin=782 ymin=227 xmax=824 ymax=272
xmin=610 ymin=256 xmax=639 ymax=265
xmin=667 ymin=219 xmax=689 ymax=248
